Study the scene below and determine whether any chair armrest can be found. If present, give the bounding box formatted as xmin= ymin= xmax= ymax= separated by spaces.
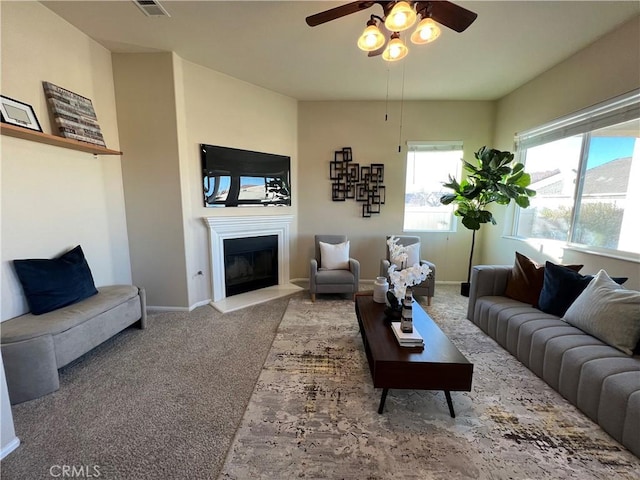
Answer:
xmin=419 ymin=259 xmax=436 ymax=278
xmin=380 ymin=259 xmax=391 ymax=278
xmin=467 ymin=265 xmax=511 ymax=321
xmin=349 ymin=258 xmax=360 ymax=284
xmin=309 ymin=258 xmax=318 ymax=292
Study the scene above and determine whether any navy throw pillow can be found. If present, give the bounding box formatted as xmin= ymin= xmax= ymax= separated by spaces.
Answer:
xmin=13 ymin=245 xmax=98 ymax=315
xmin=538 ymin=261 xmax=628 ymax=317
xmin=538 ymin=262 xmax=592 ymax=317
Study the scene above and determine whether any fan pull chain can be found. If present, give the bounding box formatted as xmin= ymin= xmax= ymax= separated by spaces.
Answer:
xmin=398 ymin=62 xmax=405 ymax=153
xmin=385 ymin=66 xmax=390 ymax=122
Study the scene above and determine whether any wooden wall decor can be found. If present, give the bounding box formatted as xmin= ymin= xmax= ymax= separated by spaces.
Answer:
xmin=329 ymin=147 xmax=385 ymax=218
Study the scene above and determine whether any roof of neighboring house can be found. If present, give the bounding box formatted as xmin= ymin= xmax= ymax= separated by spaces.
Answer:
xmin=530 ymin=157 xmax=631 ymax=196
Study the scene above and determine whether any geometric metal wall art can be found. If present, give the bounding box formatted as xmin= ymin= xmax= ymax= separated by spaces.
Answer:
xmin=330 ymin=147 xmax=385 ymax=218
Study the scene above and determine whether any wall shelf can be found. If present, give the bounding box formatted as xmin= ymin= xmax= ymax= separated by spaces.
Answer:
xmin=1 ymin=123 xmax=122 ymax=156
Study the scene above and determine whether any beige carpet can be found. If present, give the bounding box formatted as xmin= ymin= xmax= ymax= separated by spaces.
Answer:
xmin=0 ymin=297 xmax=291 ymax=480
xmin=219 ymin=284 xmax=639 ymax=479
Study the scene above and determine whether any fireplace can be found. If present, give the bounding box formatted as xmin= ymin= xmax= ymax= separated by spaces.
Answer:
xmin=203 ymin=215 xmax=301 ymax=312
xmin=224 ymin=235 xmax=278 ymax=297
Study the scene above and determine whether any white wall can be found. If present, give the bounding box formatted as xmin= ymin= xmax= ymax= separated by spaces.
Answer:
xmin=0 ymin=358 xmax=19 ymax=460
xmin=297 ymin=100 xmax=494 ymax=282
xmin=1 ymin=2 xmax=131 ymax=321
xmin=487 ymin=15 xmax=640 ymax=289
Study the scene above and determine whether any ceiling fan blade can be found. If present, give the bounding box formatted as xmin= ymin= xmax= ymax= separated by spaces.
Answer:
xmin=423 ymin=1 xmax=477 ymax=33
xmin=306 ymin=1 xmax=376 ymax=27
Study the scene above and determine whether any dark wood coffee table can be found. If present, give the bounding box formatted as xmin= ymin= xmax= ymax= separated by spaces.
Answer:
xmin=355 ymin=292 xmax=473 ymax=416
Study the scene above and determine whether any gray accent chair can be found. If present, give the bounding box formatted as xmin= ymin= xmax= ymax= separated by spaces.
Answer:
xmin=309 ymin=235 xmax=360 ymax=302
xmin=380 ymin=235 xmax=436 ymax=305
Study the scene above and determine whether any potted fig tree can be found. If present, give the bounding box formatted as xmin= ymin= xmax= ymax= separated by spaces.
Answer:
xmin=440 ymin=146 xmax=535 ymax=296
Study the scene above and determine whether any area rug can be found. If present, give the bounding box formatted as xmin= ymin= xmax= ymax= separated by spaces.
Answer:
xmin=219 ymin=285 xmax=639 ymax=479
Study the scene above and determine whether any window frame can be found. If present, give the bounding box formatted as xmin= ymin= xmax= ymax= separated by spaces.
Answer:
xmin=403 ymin=141 xmax=463 ymax=233
xmin=511 ymin=89 xmax=640 ymax=262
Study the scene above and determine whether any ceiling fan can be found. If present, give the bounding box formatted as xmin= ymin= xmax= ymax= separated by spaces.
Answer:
xmin=306 ymin=1 xmax=478 ymax=61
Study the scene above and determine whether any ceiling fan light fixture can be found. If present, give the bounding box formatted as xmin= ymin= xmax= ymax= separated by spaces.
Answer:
xmin=384 ymin=1 xmax=417 ymax=32
xmin=357 ymin=20 xmax=385 ymax=51
xmin=410 ymin=17 xmax=441 ymax=45
xmin=382 ymin=33 xmax=408 ymax=62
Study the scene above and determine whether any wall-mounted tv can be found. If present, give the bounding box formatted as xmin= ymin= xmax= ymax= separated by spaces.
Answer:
xmin=201 ymin=144 xmax=291 ymax=207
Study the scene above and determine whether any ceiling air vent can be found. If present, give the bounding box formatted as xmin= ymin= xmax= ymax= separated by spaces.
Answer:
xmin=133 ymin=0 xmax=170 ymax=17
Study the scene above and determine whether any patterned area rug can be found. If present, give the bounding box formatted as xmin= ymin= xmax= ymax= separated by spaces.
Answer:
xmin=219 ymin=285 xmax=639 ymax=479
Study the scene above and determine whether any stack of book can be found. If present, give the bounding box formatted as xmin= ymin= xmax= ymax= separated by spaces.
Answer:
xmin=390 ymin=322 xmax=424 ymax=348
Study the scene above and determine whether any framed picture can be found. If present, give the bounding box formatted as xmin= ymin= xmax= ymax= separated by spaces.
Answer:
xmin=0 ymin=95 xmax=42 ymax=132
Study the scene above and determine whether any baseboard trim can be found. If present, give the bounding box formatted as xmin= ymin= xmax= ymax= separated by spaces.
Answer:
xmin=146 ymin=306 xmax=190 ymax=312
xmin=293 ymin=278 xmax=462 ymax=286
xmin=189 ymin=299 xmax=212 ymax=311
xmin=0 ymin=436 xmax=20 ymax=460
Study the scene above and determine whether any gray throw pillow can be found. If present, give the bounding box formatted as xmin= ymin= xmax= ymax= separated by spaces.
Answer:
xmin=563 ymin=270 xmax=640 ymax=355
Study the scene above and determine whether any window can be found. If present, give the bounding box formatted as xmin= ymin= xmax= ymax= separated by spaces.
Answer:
xmin=514 ymin=90 xmax=640 ymax=257
xmin=403 ymin=142 xmax=462 ymax=232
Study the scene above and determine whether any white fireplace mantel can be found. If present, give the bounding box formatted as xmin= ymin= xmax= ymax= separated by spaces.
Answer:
xmin=203 ymin=215 xmax=300 ymax=312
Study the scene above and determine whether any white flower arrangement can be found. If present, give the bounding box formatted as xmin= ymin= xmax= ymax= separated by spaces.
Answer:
xmin=386 ymin=236 xmax=432 ymax=305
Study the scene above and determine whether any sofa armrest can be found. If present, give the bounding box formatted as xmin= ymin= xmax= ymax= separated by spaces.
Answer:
xmin=467 ymin=265 xmax=511 ymax=321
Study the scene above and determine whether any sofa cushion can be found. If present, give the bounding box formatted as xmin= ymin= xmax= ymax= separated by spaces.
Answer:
xmin=563 ymin=270 xmax=640 ymax=355
xmin=13 ymin=245 xmax=98 ymax=315
xmin=505 ymin=252 xmax=582 ymax=306
xmin=538 ymin=262 xmax=594 ymax=317
xmin=315 ymin=269 xmax=355 ymax=285
xmin=597 ymin=372 xmax=640 ymax=447
xmin=0 ymin=285 xmax=139 ymax=343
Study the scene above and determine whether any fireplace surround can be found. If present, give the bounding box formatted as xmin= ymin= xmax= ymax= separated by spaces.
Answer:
xmin=203 ymin=215 xmax=301 ymax=312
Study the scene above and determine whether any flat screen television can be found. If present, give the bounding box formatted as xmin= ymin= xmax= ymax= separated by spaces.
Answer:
xmin=201 ymin=144 xmax=291 ymax=207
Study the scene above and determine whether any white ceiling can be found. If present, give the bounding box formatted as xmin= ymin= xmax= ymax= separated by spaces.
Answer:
xmin=41 ymin=1 xmax=640 ymax=101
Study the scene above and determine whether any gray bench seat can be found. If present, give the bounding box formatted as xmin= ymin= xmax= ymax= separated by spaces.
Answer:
xmin=1 ymin=285 xmax=146 ymax=404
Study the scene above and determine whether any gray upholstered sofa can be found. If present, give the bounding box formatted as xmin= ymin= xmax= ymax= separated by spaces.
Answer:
xmin=467 ymin=265 xmax=639 ymax=458
xmin=1 ymin=285 xmax=146 ymax=404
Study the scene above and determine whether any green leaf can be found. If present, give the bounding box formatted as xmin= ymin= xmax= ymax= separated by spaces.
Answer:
xmin=514 ymin=172 xmax=531 ymax=187
xmin=507 ymin=170 xmax=523 ymax=184
xmin=440 ymin=193 xmax=456 ymax=205
xmin=462 ymin=216 xmax=481 ymax=230
xmin=477 ymin=210 xmax=494 ymax=224
xmin=512 ymin=163 xmax=524 ymax=174
xmin=515 ymin=195 xmax=530 ymax=208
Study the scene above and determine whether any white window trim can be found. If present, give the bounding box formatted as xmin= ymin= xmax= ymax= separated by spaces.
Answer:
xmin=404 ymin=141 xmax=463 ymax=233
xmin=509 ymin=89 xmax=640 ymax=263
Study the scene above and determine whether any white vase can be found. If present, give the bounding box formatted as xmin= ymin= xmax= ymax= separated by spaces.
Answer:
xmin=373 ymin=276 xmax=389 ymax=303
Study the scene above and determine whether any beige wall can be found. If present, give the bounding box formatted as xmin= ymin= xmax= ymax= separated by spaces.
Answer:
xmin=297 ymin=100 xmax=494 ymax=282
xmin=487 ymin=15 xmax=640 ymax=289
xmin=112 ymin=53 xmax=190 ymax=308
xmin=179 ymin=57 xmax=298 ymax=307
xmin=1 ymin=2 xmax=131 ymax=320
xmin=111 ymin=54 xmax=298 ymax=309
